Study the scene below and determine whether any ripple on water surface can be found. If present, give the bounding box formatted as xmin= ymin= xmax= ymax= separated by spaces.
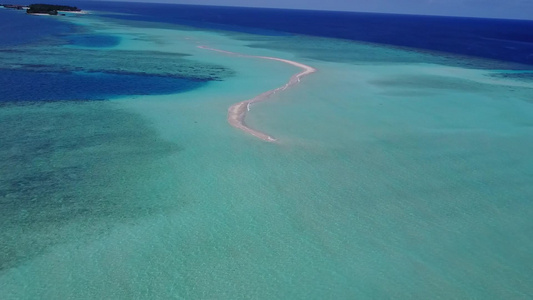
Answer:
xmin=0 ymin=100 xmax=182 ymax=271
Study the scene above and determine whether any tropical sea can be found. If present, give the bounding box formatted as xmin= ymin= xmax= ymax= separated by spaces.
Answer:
xmin=1 ymin=1 xmax=532 ymax=298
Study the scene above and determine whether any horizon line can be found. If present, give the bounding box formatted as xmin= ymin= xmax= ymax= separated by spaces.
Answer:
xmin=85 ymin=0 xmax=533 ymax=21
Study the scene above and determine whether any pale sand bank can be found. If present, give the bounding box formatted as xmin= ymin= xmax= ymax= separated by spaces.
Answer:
xmin=58 ymin=10 xmax=89 ymax=14
xmin=199 ymin=46 xmax=316 ymax=142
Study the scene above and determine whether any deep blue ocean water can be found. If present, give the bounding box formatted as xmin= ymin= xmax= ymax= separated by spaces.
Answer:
xmin=56 ymin=1 xmax=533 ymax=66
xmin=0 ymin=70 xmax=204 ymax=102
xmin=2 ymin=1 xmax=532 ymax=104
xmin=0 ymin=9 xmax=74 ymax=47
xmin=0 ymin=7 xmax=208 ymax=102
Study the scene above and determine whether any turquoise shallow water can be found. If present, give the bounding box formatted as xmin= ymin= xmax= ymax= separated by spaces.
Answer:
xmin=1 ymin=5 xmax=533 ymax=299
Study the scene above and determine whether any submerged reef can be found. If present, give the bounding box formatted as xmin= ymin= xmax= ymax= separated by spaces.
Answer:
xmin=0 ymin=47 xmax=234 ymax=82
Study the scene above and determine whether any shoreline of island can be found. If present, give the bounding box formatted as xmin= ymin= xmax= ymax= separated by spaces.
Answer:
xmin=1 ymin=3 xmax=84 ymax=15
xmin=198 ymin=46 xmax=316 ymax=142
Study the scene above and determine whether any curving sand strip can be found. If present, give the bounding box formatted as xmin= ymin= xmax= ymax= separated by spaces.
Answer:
xmin=198 ymin=46 xmax=316 ymax=142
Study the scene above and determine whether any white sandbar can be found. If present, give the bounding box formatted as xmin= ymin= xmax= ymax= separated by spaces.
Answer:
xmin=199 ymin=46 xmax=316 ymax=142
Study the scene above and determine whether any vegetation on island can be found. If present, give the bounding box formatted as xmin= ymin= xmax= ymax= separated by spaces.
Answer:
xmin=26 ymin=3 xmax=80 ymax=15
xmin=2 ymin=3 xmax=81 ymax=14
xmin=1 ymin=4 xmax=27 ymax=9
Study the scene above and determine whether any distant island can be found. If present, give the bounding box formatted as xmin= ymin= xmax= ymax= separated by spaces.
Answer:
xmin=1 ymin=3 xmax=81 ymax=15
xmin=1 ymin=3 xmax=28 ymax=9
xmin=26 ymin=3 xmax=80 ymax=15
